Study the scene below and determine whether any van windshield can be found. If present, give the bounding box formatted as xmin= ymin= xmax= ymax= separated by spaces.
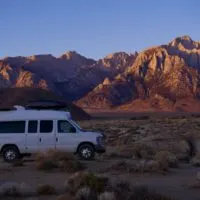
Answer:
xmin=69 ymin=120 xmax=82 ymax=131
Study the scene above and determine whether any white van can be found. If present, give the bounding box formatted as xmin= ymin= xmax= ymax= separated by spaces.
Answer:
xmin=0 ymin=106 xmax=105 ymax=162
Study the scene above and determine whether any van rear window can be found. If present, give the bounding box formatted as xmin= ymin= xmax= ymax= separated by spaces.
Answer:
xmin=40 ymin=120 xmax=53 ymax=133
xmin=0 ymin=121 xmax=25 ymax=133
xmin=28 ymin=120 xmax=38 ymax=133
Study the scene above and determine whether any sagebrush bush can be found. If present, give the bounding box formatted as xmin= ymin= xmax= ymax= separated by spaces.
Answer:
xmin=56 ymin=193 xmax=75 ymax=200
xmin=155 ymin=151 xmax=178 ymax=169
xmin=66 ymin=172 xmax=108 ymax=194
xmin=63 ymin=173 xmax=177 ymax=200
xmin=58 ymin=159 xmax=84 ymax=173
xmin=76 ymin=187 xmax=97 ymax=200
xmin=36 ymin=159 xmax=57 ymax=171
xmin=98 ymin=191 xmax=116 ymax=200
xmin=36 ymin=184 xmax=56 ymax=195
xmin=191 ymin=153 xmax=200 ymax=167
xmin=110 ymin=179 xmax=130 ymax=199
xmin=35 ymin=149 xmax=84 ymax=172
xmin=132 ymin=143 xmax=155 ymax=159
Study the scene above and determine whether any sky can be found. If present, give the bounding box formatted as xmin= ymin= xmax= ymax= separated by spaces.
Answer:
xmin=0 ymin=0 xmax=199 ymax=60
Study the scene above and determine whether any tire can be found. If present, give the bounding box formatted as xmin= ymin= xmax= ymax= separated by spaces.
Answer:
xmin=2 ymin=146 xmax=21 ymax=163
xmin=78 ymin=144 xmax=95 ymax=160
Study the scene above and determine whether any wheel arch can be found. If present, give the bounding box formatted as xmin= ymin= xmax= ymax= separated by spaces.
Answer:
xmin=0 ymin=144 xmax=20 ymax=154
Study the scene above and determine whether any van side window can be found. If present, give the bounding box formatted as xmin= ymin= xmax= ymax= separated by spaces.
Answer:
xmin=40 ymin=120 xmax=53 ymax=133
xmin=28 ymin=121 xmax=38 ymax=133
xmin=58 ymin=120 xmax=76 ymax=133
xmin=0 ymin=121 xmax=25 ymax=133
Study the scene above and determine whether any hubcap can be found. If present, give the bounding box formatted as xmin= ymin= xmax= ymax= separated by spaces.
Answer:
xmin=5 ymin=150 xmax=16 ymax=161
xmin=81 ymin=148 xmax=92 ymax=159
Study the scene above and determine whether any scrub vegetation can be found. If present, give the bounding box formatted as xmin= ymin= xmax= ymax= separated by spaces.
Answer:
xmin=1 ymin=116 xmax=200 ymax=200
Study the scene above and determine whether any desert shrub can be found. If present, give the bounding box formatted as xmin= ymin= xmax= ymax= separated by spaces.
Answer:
xmin=46 ymin=149 xmax=74 ymax=161
xmin=36 ymin=159 xmax=57 ymax=171
xmin=105 ymin=151 xmax=132 ymax=159
xmin=66 ymin=172 xmax=109 ymax=194
xmin=36 ymin=184 xmax=56 ymax=195
xmin=98 ymin=191 xmax=116 ymax=200
xmin=58 ymin=159 xmax=84 ymax=173
xmin=155 ymin=151 xmax=178 ymax=169
xmin=56 ymin=193 xmax=75 ymax=200
xmin=190 ymin=153 xmax=200 ymax=167
xmin=108 ymin=161 xmax=136 ymax=173
xmin=132 ymin=144 xmax=155 ymax=160
xmin=35 ymin=149 xmax=84 ymax=172
xmin=76 ymin=187 xmax=97 ymax=200
xmin=109 ymin=179 xmax=131 ymax=199
xmin=106 ymin=159 xmax=170 ymax=174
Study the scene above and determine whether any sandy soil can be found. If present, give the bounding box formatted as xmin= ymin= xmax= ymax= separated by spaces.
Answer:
xmin=1 ymin=117 xmax=200 ymax=200
xmin=1 ymin=157 xmax=200 ymax=200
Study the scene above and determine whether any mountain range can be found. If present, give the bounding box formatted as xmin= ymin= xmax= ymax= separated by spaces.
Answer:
xmin=1 ymin=35 xmax=200 ymax=112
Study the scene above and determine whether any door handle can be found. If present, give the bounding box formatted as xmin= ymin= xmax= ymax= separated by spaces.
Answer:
xmin=56 ymin=137 xmax=58 ymax=142
xmin=39 ymin=138 xmax=41 ymax=142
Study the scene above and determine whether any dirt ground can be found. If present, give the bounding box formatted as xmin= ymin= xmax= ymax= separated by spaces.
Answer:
xmin=1 ymin=117 xmax=200 ymax=200
xmin=1 ymin=156 xmax=200 ymax=200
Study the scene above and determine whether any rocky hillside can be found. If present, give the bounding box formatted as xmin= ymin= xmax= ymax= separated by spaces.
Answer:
xmin=1 ymin=35 xmax=200 ymax=112
xmin=76 ymin=36 xmax=200 ymax=112
xmin=0 ymin=51 xmax=137 ymax=101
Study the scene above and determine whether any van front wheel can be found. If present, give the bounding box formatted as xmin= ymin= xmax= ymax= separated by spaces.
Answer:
xmin=78 ymin=144 xmax=95 ymax=160
xmin=2 ymin=146 xmax=20 ymax=163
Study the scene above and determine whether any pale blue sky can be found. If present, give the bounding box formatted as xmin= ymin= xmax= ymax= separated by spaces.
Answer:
xmin=0 ymin=0 xmax=199 ymax=59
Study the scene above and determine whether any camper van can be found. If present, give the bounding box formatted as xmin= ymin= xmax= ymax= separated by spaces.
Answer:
xmin=0 ymin=105 xmax=105 ymax=162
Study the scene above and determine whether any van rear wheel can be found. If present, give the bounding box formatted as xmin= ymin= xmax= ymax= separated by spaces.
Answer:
xmin=2 ymin=146 xmax=21 ymax=163
xmin=78 ymin=144 xmax=95 ymax=160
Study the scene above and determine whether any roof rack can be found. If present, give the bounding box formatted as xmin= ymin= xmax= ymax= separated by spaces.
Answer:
xmin=0 ymin=101 xmax=69 ymax=112
xmin=25 ymin=100 xmax=69 ymax=110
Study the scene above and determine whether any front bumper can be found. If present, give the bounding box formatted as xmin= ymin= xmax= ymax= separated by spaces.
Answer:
xmin=95 ymin=145 xmax=106 ymax=153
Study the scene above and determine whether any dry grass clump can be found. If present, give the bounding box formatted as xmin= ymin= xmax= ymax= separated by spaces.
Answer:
xmin=107 ymin=161 xmax=136 ymax=173
xmin=56 ymin=193 xmax=75 ymax=200
xmin=155 ymin=151 xmax=178 ymax=169
xmin=98 ymin=191 xmax=116 ymax=200
xmin=65 ymin=172 xmax=109 ymax=195
xmin=76 ymin=187 xmax=97 ymax=200
xmin=36 ymin=159 xmax=57 ymax=171
xmin=63 ymin=173 xmax=178 ymax=200
xmin=35 ymin=149 xmax=84 ymax=172
xmin=132 ymin=143 xmax=155 ymax=160
xmin=190 ymin=153 xmax=200 ymax=167
xmin=36 ymin=184 xmax=56 ymax=195
xmin=106 ymin=160 xmax=169 ymax=174
xmin=109 ymin=179 xmax=131 ymax=199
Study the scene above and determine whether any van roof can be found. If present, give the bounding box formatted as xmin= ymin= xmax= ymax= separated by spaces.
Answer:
xmin=0 ymin=106 xmax=71 ymax=121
